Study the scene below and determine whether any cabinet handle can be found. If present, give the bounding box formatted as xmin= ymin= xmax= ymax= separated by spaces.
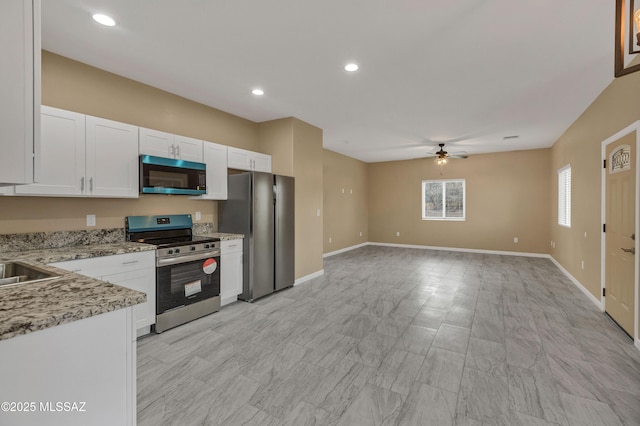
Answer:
xmin=170 ymin=145 xmax=176 ymax=157
xmin=80 ymin=177 xmax=85 ymax=191
xmin=89 ymin=177 xmax=93 ymax=192
xmin=228 ymin=244 xmax=238 ymax=248
xmin=122 ymin=260 xmax=139 ymax=265
xmin=175 ymin=144 xmax=180 ymax=158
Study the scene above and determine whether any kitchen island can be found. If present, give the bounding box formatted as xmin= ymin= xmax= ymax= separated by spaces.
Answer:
xmin=0 ymin=242 xmax=153 ymax=426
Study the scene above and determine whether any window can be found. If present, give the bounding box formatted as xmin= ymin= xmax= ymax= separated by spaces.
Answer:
xmin=558 ymin=165 xmax=571 ymax=227
xmin=422 ymin=179 xmax=465 ymax=220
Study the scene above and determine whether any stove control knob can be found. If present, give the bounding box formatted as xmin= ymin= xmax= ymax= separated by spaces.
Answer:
xmin=175 ymin=248 xmax=181 ymax=254
xmin=190 ymin=246 xmax=196 ymax=251
xmin=167 ymin=249 xmax=174 ymax=255
xmin=204 ymin=244 xmax=210 ymax=249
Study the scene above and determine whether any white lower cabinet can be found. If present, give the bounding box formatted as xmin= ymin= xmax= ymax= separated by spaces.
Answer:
xmin=220 ymin=239 xmax=243 ymax=306
xmin=0 ymin=307 xmax=137 ymax=426
xmin=49 ymin=251 xmax=155 ymax=337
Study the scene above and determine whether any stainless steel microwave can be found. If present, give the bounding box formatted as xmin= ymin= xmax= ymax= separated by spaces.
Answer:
xmin=139 ymin=155 xmax=207 ymax=195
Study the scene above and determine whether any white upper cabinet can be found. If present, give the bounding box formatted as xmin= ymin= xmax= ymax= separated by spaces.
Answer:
xmin=138 ymin=128 xmax=174 ymax=158
xmin=227 ymin=147 xmax=272 ymax=172
xmin=86 ymin=116 xmax=139 ymax=198
xmin=16 ymin=107 xmax=86 ymax=196
xmin=0 ymin=0 xmax=41 ymax=186
xmin=16 ymin=106 xmax=139 ymax=198
xmin=139 ymin=128 xmax=203 ymax=162
xmin=174 ymin=134 xmax=204 ymax=162
xmin=193 ymin=142 xmax=227 ymax=200
xmin=253 ymin=152 xmax=272 ymax=172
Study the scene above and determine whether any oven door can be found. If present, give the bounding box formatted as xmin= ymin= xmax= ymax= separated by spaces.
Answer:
xmin=156 ymin=253 xmax=220 ymax=315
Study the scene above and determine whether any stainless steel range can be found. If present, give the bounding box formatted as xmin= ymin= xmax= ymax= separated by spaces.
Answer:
xmin=125 ymin=214 xmax=221 ymax=333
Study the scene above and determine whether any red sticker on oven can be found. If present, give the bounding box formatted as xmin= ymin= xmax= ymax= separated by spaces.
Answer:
xmin=202 ymin=258 xmax=217 ymax=274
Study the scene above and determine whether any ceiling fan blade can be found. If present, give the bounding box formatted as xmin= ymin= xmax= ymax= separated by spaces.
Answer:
xmin=448 ymin=151 xmax=468 ymax=158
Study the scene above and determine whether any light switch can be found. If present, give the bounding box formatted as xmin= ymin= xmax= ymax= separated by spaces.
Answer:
xmin=195 ymin=211 xmax=201 ymax=220
xmin=86 ymin=215 xmax=96 ymax=227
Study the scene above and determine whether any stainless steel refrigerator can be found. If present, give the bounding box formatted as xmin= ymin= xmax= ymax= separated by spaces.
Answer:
xmin=218 ymin=172 xmax=295 ymax=301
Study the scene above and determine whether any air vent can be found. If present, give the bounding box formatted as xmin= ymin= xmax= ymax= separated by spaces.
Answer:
xmin=503 ymin=135 xmax=519 ymax=140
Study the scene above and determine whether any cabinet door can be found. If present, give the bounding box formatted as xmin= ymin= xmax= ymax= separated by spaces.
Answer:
xmin=16 ymin=106 xmax=86 ymax=196
xmin=86 ymin=115 xmax=139 ymax=198
xmin=174 ymin=134 xmax=203 ymax=162
xmin=221 ymin=239 xmax=243 ymax=305
xmin=102 ymin=268 xmax=156 ymax=332
xmin=139 ymin=127 xmax=174 ymax=158
xmin=49 ymin=251 xmax=156 ymax=335
xmin=252 ymin=153 xmax=272 ymax=173
xmin=200 ymin=142 xmax=227 ymax=200
xmin=0 ymin=0 xmax=40 ymax=185
xmin=227 ymin=147 xmax=253 ymax=171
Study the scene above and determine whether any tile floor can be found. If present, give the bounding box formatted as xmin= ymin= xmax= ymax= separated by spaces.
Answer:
xmin=137 ymin=246 xmax=640 ymax=425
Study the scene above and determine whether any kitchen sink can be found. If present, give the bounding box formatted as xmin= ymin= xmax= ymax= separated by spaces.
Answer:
xmin=0 ymin=261 xmax=61 ymax=288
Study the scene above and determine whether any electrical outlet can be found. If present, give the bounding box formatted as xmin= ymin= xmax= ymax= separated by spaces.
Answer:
xmin=396 ymin=231 xmax=400 ymax=237
xmin=359 ymin=231 xmax=363 ymax=237
xmin=513 ymin=237 xmax=518 ymax=243
xmin=341 ymin=188 xmax=345 ymax=194
xmin=350 ymin=189 xmax=353 ymax=194
xmin=195 ymin=211 xmax=201 ymax=220
xmin=86 ymin=214 xmax=96 ymax=227
xmin=316 ymin=209 xmax=321 ymax=217
xmin=581 ymin=260 xmax=584 ymax=270
xmin=329 ymin=237 xmax=332 ymax=244
xmin=584 ymin=231 xmax=587 ymax=238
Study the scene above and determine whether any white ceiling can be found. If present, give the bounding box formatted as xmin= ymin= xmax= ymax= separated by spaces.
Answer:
xmin=42 ymin=0 xmax=615 ymax=163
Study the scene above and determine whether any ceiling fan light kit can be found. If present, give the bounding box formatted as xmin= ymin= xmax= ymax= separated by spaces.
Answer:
xmin=429 ymin=143 xmax=468 ymax=166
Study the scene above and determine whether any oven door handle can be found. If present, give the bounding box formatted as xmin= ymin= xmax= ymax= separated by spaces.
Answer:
xmin=156 ymin=250 xmax=221 ymax=267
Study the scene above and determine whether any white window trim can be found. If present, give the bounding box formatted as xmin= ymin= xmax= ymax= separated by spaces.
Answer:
xmin=558 ymin=164 xmax=571 ymax=228
xmin=422 ymin=179 xmax=466 ymax=221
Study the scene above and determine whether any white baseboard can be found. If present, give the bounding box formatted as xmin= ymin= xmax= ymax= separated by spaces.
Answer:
xmin=368 ymin=242 xmax=549 ymax=258
xmin=548 ymin=256 xmax=603 ymax=310
xmin=323 ymin=242 xmax=368 ymax=258
xmin=294 ymin=269 xmax=324 ymax=286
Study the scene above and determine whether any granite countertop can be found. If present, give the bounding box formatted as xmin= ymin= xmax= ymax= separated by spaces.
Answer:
xmin=200 ymin=232 xmax=244 ymax=241
xmin=0 ymin=242 xmax=154 ymax=342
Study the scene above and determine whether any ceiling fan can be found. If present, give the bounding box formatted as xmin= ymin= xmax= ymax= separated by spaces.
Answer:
xmin=426 ymin=143 xmax=468 ymax=165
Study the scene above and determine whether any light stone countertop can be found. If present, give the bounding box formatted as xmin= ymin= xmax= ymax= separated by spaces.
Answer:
xmin=0 ymin=242 xmax=154 ymax=341
xmin=199 ymin=232 xmax=244 ymax=241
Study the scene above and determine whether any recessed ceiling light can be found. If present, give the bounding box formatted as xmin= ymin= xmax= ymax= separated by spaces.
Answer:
xmin=252 ymin=89 xmax=264 ymax=96
xmin=92 ymin=13 xmax=116 ymax=27
xmin=344 ymin=63 xmax=359 ymax=72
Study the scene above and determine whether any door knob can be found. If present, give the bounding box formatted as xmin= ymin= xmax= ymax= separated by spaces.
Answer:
xmin=621 ymin=247 xmax=636 ymax=255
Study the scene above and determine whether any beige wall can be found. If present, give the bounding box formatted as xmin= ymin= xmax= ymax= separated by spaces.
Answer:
xmin=368 ymin=149 xmax=551 ymax=253
xmin=550 ymin=68 xmax=640 ymax=337
xmin=323 ymin=149 xmax=368 ymax=253
xmin=0 ymin=196 xmax=216 ymax=233
xmin=258 ymin=118 xmax=294 ymax=176
xmin=42 ymin=51 xmax=258 ymax=150
xmin=292 ymin=119 xmax=324 ymax=278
